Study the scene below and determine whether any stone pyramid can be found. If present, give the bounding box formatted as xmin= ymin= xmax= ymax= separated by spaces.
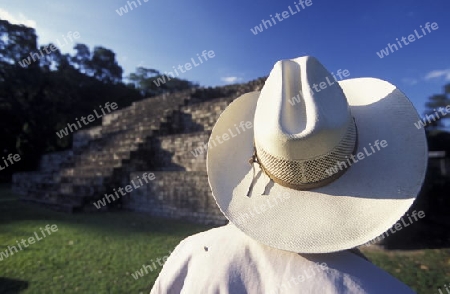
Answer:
xmin=12 ymin=79 xmax=265 ymax=225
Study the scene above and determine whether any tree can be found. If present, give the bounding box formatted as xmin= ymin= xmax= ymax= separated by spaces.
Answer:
xmin=424 ymin=84 xmax=450 ymax=129
xmin=0 ymin=19 xmax=38 ymax=65
xmin=71 ymin=43 xmax=91 ymax=73
xmin=89 ymin=47 xmax=123 ymax=84
xmin=128 ymin=66 xmax=196 ymax=97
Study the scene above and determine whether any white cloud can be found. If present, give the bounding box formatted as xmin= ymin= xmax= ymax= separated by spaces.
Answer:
xmin=0 ymin=8 xmax=36 ymax=28
xmin=401 ymin=78 xmax=418 ymax=85
xmin=221 ymin=76 xmax=242 ymax=84
xmin=424 ymin=69 xmax=450 ymax=82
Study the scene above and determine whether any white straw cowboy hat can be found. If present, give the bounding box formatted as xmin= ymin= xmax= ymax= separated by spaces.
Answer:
xmin=207 ymin=56 xmax=427 ymax=253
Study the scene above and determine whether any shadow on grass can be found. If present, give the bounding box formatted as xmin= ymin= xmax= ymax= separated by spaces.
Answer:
xmin=0 ymin=187 xmax=216 ymax=240
xmin=2 ymin=185 xmax=449 ymax=250
xmin=0 ymin=277 xmax=29 ymax=293
xmin=364 ymin=186 xmax=450 ymax=251
xmin=0 ymin=184 xmax=16 ymax=201
xmin=381 ymin=218 xmax=450 ymax=250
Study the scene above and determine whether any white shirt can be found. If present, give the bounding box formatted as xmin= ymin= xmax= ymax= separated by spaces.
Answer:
xmin=150 ymin=224 xmax=415 ymax=294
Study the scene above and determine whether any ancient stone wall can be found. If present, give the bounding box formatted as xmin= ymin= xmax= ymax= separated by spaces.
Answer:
xmin=123 ymin=171 xmax=227 ymax=225
xmin=73 ymin=126 xmax=103 ymax=152
xmin=38 ymin=151 xmax=73 ymax=172
xmin=180 ymin=97 xmax=234 ymax=132
xmin=151 ymin=132 xmax=210 ymax=172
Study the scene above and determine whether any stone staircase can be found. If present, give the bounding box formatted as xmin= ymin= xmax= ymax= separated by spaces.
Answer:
xmin=119 ymin=97 xmax=237 ymax=224
xmin=13 ymin=90 xmax=193 ymax=211
xmin=12 ymin=78 xmax=265 ymax=223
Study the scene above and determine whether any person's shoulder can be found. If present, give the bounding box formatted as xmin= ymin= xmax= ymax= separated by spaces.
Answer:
xmin=312 ymin=250 xmax=416 ymax=293
xmin=180 ymin=224 xmax=233 ymax=243
xmin=172 ymin=224 xmax=241 ymax=254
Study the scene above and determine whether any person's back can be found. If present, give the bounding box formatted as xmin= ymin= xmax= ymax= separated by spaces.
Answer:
xmin=151 ymin=225 xmax=414 ymax=294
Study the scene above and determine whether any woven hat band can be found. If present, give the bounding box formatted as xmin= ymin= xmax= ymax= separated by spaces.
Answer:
xmin=256 ymin=119 xmax=358 ymax=190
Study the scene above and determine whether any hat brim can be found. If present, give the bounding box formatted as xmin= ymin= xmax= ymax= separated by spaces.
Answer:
xmin=207 ymin=77 xmax=428 ymax=253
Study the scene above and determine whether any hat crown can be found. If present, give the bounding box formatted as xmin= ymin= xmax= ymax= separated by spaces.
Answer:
xmin=254 ymin=56 xmax=352 ymax=160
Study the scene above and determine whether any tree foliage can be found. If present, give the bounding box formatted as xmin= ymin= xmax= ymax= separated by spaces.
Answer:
xmin=424 ymin=83 xmax=450 ymax=129
xmin=0 ymin=19 xmax=195 ymax=180
xmin=422 ymin=82 xmax=450 ymax=156
xmin=127 ymin=66 xmax=196 ymax=97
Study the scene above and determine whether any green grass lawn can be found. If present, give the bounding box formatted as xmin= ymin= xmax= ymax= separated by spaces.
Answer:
xmin=1 ymin=184 xmax=449 ymax=293
xmin=0 ymin=185 xmax=214 ymax=293
xmin=361 ymin=248 xmax=450 ymax=293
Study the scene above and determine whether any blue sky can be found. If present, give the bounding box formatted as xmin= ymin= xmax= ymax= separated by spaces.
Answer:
xmin=0 ymin=0 xmax=449 ymax=115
